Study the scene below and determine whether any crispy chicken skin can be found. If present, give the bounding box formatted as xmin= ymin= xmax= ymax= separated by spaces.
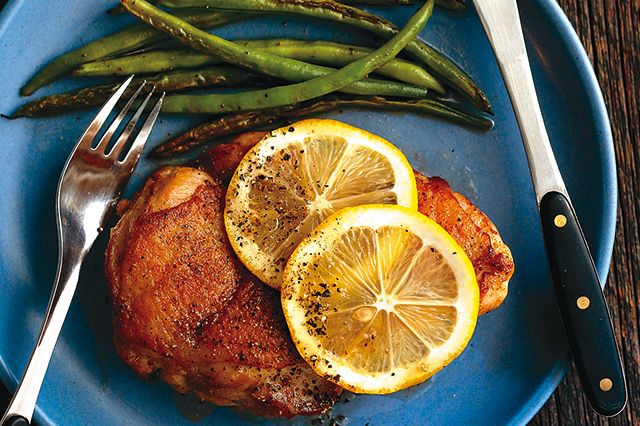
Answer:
xmin=414 ymin=173 xmax=514 ymax=315
xmin=105 ymin=166 xmax=341 ymax=418
xmin=194 ymin=131 xmax=268 ymax=183
xmin=196 ymin=132 xmax=514 ymax=315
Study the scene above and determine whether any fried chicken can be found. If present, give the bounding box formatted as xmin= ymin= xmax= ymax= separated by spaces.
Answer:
xmin=196 ymin=131 xmax=514 ymax=315
xmin=105 ymin=166 xmax=342 ymax=418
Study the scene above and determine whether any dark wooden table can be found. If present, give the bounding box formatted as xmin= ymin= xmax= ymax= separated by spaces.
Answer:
xmin=1 ymin=0 xmax=638 ymax=425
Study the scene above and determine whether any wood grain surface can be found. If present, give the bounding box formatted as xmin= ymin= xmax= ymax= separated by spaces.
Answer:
xmin=0 ymin=0 xmax=637 ymax=425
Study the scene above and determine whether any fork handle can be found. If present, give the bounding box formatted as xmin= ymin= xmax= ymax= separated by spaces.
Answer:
xmin=0 ymin=254 xmax=83 ymax=425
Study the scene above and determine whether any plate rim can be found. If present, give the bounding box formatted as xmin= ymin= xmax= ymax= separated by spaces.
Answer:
xmin=0 ymin=0 xmax=618 ymax=424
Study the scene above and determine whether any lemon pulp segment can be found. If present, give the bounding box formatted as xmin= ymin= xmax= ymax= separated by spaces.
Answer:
xmin=225 ymin=119 xmax=417 ymax=288
xmin=281 ymin=205 xmax=479 ymax=394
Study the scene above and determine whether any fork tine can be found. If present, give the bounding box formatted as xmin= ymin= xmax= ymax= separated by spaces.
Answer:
xmin=108 ymin=85 xmax=157 ymax=161
xmin=75 ymin=74 xmax=135 ymax=151
xmin=120 ymin=92 xmax=165 ymax=170
xmin=95 ymin=80 xmax=147 ymax=153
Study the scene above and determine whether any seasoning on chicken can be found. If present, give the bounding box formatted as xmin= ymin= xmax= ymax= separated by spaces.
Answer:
xmin=105 ymin=166 xmax=342 ymax=419
xmin=196 ymin=132 xmax=514 ymax=315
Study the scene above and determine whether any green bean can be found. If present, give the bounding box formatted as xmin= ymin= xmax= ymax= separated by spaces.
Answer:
xmin=106 ymin=0 xmax=464 ymax=14
xmin=150 ymin=94 xmax=492 ymax=158
xmin=117 ymin=0 xmax=433 ymax=101
xmin=435 ymin=0 xmax=468 ymax=11
xmin=120 ymin=2 xmax=379 ymax=85
xmin=12 ymin=67 xmax=279 ymax=118
xmin=120 ymin=0 xmax=435 ymax=113
xmin=20 ymin=10 xmax=254 ymax=96
xmin=75 ymin=39 xmax=446 ymax=94
xmin=155 ymin=0 xmax=491 ymax=113
xmin=73 ymin=49 xmax=223 ymax=77
xmin=16 ymin=61 xmax=431 ymax=118
xmin=347 ymin=0 xmax=467 ymax=10
xmin=108 ymin=1 xmax=159 ymax=16
xmin=345 ymin=0 xmax=412 ymax=4
xmin=241 ymin=39 xmax=446 ymax=94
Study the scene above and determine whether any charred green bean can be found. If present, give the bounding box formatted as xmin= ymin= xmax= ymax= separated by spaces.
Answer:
xmin=13 ymin=67 xmax=279 ymax=118
xmin=16 ymin=61 xmax=432 ymax=118
xmin=20 ymin=10 xmax=254 ymax=96
xmin=108 ymin=0 xmax=159 ymax=15
xmin=241 ymin=39 xmax=446 ymax=94
xmin=120 ymin=0 xmax=435 ymax=113
xmin=155 ymin=0 xmax=490 ymax=112
xmin=73 ymin=49 xmax=224 ymax=77
xmin=344 ymin=0 xmax=467 ymax=10
xmin=151 ymin=94 xmax=491 ymax=158
xmin=75 ymin=39 xmax=446 ymax=94
xmin=107 ymin=0 xmax=464 ymax=15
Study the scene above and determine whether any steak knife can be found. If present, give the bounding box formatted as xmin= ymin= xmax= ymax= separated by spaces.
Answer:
xmin=471 ymin=0 xmax=626 ymax=416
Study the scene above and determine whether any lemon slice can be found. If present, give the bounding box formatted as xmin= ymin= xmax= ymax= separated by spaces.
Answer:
xmin=224 ymin=119 xmax=418 ymax=289
xmin=280 ymin=204 xmax=479 ymax=394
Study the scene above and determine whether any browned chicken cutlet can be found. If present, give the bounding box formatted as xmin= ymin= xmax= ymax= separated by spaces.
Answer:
xmin=105 ymin=166 xmax=342 ymax=419
xmin=197 ymin=131 xmax=514 ymax=316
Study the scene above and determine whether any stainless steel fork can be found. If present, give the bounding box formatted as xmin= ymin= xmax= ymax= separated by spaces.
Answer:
xmin=0 ymin=75 xmax=164 ymax=426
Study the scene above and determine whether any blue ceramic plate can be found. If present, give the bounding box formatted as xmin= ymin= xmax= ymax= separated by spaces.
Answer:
xmin=0 ymin=1 xmax=616 ymax=425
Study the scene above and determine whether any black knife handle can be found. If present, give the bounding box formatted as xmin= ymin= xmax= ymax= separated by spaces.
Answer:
xmin=540 ymin=191 xmax=627 ymax=416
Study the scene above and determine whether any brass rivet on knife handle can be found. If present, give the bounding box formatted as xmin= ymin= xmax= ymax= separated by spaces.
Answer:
xmin=577 ymin=296 xmax=591 ymax=310
xmin=554 ymin=214 xmax=567 ymax=228
xmin=600 ymin=378 xmax=613 ymax=392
